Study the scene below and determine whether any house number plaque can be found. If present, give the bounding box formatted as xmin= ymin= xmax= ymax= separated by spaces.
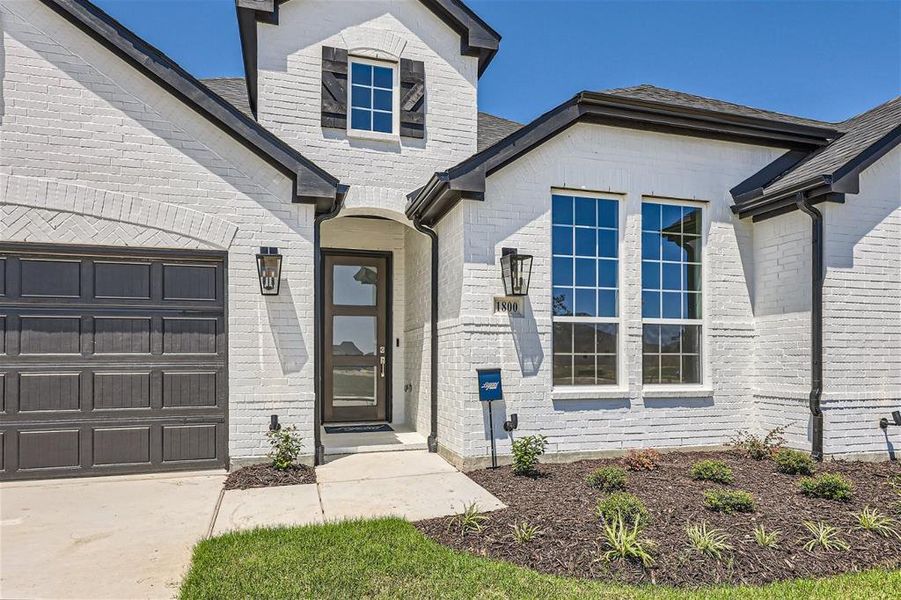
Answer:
xmin=493 ymin=296 xmax=523 ymax=316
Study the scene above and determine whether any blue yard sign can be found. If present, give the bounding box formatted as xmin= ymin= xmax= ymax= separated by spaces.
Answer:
xmin=477 ymin=368 xmax=503 ymax=402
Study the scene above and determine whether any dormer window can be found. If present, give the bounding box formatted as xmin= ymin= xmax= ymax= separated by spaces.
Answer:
xmin=349 ymin=59 xmax=396 ymax=135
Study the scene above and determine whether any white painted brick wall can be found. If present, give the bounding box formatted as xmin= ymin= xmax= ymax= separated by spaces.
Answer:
xmin=1 ymin=0 xmax=318 ymax=462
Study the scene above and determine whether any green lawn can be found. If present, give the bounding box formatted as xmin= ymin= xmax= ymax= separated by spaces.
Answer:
xmin=180 ymin=518 xmax=901 ymax=600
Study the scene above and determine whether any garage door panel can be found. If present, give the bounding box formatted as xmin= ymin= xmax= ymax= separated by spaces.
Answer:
xmin=20 ymin=259 xmax=81 ymax=298
xmin=93 ymin=427 xmax=151 ymax=466
xmin=0 ymin=245 xmax=227 ymax=480
xmin=18 ymin=429 xmax=80 ymax=470
xmin=94 ymin=262 xmax=152 ymax=299
xmin=93 ymin=372 xmax=152 ymax=410
xmin=20 ymin=316 xmax=82 ymax=354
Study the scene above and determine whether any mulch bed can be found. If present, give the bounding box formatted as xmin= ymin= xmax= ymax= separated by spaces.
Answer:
xmin=224 ymin=464 xmax=316 ymax=490
xmin=416 ymin=451 xmax=901 ymax=587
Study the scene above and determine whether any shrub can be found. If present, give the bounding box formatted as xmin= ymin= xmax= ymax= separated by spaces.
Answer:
xmin=704 ymin=489 xmax=755 ymax=513
xmin=686 ymin=523 xmax=733 ymax=560
xmin=753 ymin=524 xmax=780 ymax=549
xmin=774 ymin=448 xmax=814 ymax=475
xmin=453 ymin=503 xmax=488 ymax=536
xmin=267 ymin=425 xmax=302 ymax=470
xmin=623 ymin=449 xmax=661 ymax=472
xmin=600 ymin=516 xmax=656 ymax=567
xmin=799 ymin=473 xmax=854 ymax=502
xmin=855 ymin=507 xmax=900 ymax=539
xmin=729 ymin=426 xmax=786 ymax=460
xmin=596 ymin=492 xmax=649 ymax=527
xmin=511 ymin=435 xmax=548 ymax=475
xmin=802 ymin=520 xmax=849 ymax=552
xmin=586 ymin=466 xmax=627 ymax=492
xmin=510 ymin=522 xmax=542 ymax=544
xmin=689 ymin=460 xmax=734 ymax=484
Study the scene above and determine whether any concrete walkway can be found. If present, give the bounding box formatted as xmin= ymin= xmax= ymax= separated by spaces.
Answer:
xmin=212 ymin=450 xmax=504 ymax=533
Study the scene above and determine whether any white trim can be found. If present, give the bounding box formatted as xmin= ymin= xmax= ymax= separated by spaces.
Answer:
xmin=552 ymin=386 xmax=630 ymax=401
xmin=642 ymin=386 xmax=714 ymax=399
xmin=346 ymin=55 xmax=400 ymax=141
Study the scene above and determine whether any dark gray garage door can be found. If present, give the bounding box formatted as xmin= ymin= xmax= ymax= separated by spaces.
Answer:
xmin=0 ymin=244 xmax=227 ymax=480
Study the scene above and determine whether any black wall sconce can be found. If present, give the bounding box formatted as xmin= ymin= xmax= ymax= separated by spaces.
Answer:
xmin=256 ymin=247 xmax=283 ymax=295
xmin=879 ymin=410 xmax=901 ymax=430
xmin=500 ymin=247 xmax=533 ymax=297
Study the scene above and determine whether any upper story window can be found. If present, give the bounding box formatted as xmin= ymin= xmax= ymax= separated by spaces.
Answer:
xmin=641 ymin=200 xmax=703 ymax=384
xmin=551 ymin=193 xmax=619 ymax=386
xmin=349 ymin=58 xmax=395 ymax=135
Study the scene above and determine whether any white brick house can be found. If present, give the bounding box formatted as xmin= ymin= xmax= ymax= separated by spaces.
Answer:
xmin=0 ymin=0 xmax=898 ymax=479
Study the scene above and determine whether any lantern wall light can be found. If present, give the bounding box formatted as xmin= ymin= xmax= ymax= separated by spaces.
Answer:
xmin=256 ymin=246 xmax=283 ymax=295
xmin=500 ymin=247 xmax=533 ymax=297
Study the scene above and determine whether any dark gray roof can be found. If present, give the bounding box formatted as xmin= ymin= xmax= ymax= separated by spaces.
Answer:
xmin=201 ymin=77 xmax=523 ymax=152
xmin=477 ymin=112 xmax=522 ymax=151
xmin=759 ymin=97 xmax=901 ymax=198
xmin=605 ymin=84 xmax=842 ymax=132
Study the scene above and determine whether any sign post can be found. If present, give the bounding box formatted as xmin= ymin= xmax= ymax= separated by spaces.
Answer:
xmin=476 ymin=368 xmax=503 ymax=468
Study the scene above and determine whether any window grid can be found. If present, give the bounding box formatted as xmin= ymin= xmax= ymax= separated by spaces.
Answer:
xmin=350 ymin=60 xmax=394 ymax=134
xmin=641 ymin=201 xmax=703 ymax=385
xmin=552 ymin=194 xmax=619 ymax=386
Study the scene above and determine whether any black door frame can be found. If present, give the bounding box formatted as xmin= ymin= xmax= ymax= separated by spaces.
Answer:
xmin=320 ymin=248 xmax=392 ymax=423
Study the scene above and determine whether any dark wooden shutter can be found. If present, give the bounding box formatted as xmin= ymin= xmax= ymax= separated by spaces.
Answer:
xmin=321 ymin=46 xmax=348 ymax=129
xmin=399 ymin=58 xmax=425 ymax=139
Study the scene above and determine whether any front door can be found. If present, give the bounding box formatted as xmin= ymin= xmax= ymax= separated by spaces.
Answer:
xmin=323 ymin=252 xmax=389 ymax=422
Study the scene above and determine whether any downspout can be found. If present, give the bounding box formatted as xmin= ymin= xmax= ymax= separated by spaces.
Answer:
xmin=313 ymin=197 xmax=343 ymax=465
xmin=412 ymin=217 xmax=439 ymax=453
xmin=795 ymin=192 xmax=825 ymax=461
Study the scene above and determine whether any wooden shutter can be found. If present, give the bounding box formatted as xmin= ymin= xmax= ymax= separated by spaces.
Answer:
xmin=321 ymin=46 xmax=348 ymax=129
xmin=399 ymin=58 xmax=425 ymax=139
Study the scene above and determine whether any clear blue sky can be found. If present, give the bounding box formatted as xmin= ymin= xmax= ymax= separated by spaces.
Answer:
xmin=95 ymin=0 xmax=900 ymax=124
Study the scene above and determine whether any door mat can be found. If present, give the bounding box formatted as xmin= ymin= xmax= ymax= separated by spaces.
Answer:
xmin=324 ymin=424 xmax=394 ymax=434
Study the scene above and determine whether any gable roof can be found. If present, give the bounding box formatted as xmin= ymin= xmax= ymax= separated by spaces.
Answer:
xmin=201 ymin=76 xmax=522 ymax=153
xmin=732 ymin=97 xmax=901 ymax=220
xmin=407 ymin=86 xmax=841 ymax=225
xmin=236 ymin=0 xmax=501 ymax=117
xmin=38 ymin=0 xmax=341 ymax=211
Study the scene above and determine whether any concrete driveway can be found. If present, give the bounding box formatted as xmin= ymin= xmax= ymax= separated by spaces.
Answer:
xmin=0 ymin=471 xmax=224 ymax=600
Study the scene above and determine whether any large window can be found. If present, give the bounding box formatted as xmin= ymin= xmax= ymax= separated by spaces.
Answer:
xmin=641 ymin=201 xmax=702 ymax=384
xmin=349 ymin=59 xmax=394 ymax=134
xmin=552 ymin=194 xmax=619 ymax=386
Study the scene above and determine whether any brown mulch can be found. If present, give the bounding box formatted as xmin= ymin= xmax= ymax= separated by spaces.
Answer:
xmin=416 ymin=451 xmax=901 ymax=587
xmin=224 ymin=463 xmax=316 ymax=490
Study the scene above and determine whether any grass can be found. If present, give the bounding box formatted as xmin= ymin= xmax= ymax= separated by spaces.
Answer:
xmin=180 ymin=518 xmax=901 ymax=599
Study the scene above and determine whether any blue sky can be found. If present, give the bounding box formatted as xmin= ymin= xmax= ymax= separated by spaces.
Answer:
xmin=95 ymin=0 xmax=900 ymax=124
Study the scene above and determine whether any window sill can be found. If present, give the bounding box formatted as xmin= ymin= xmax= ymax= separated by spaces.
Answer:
xmin=551 ymin=387 xmax=630 ymax=401
xmin=345 ymin=128 xmax=400 ymax=144
xmin=641 ymin=386 xmax=713 ymax=399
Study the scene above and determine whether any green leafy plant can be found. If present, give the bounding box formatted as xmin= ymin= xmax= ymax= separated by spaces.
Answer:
xmin=622 ymin=449 xmax=661 ymax=472
xmin=686 ymin=523 xmax=733 ymax=560
xmin=753 ymin=524 xmax=781 ymax=549
xmin=511 ymin=435 xmax=548 ymax=475
xmin=586 ymin=466 xmax=627 ymax=492
xmin=802 ymin=521 xmax=850 ymax=552
xmin=600 ymin=515 xmax=656 ymax=567
xmin=453 ymin=503 xmax=488 ymax=536
xmin=773 ymin=448 xmax=814 ymax=475
xmin=266 ymin=425 xmax=302 ymax=470
xmin=689 ymin=459 xmax=734 ymax=484
xmin=704 ymin=489 xmax=755 ymax=513
xmin=510 ymin=521 xmax=542 ymax=544
xmin=799 ymin=473 xmax=854 ymax=502
xmin=855 ymin=506 xmax=900 ymax=539
xmin=595 ymin=492 xmax=649 ymax=527
xmin=729 ymin=425 xmax=787 ymax=460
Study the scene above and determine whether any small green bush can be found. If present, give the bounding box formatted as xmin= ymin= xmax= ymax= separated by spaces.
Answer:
xmin=800 ymin=473 xmax=854 ymax=502
xmin=704 ymin=489 xmax=755 ymax=513
xmin=601 ymin=516 xmax=656 ymax=567
xmin=689 ymin=460 xmax=734 ymax=484
xmin=774 ymin=448 xmax=814 ymax=475
xmin=267 ymin=425 xmax=302 ymax=470
xmin=596 ymin=492 xmax=649 ymax=527
xmin=729 ymin=426 xmax=786 ymax=460
xmin=586 ymin=466 xmax=627 ymax=492
xmin=511 ymin=435 xmax=548 ymax=475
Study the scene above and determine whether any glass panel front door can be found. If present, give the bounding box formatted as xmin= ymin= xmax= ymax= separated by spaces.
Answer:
xmin=323 ymin=252 xmax=389 ymax=422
